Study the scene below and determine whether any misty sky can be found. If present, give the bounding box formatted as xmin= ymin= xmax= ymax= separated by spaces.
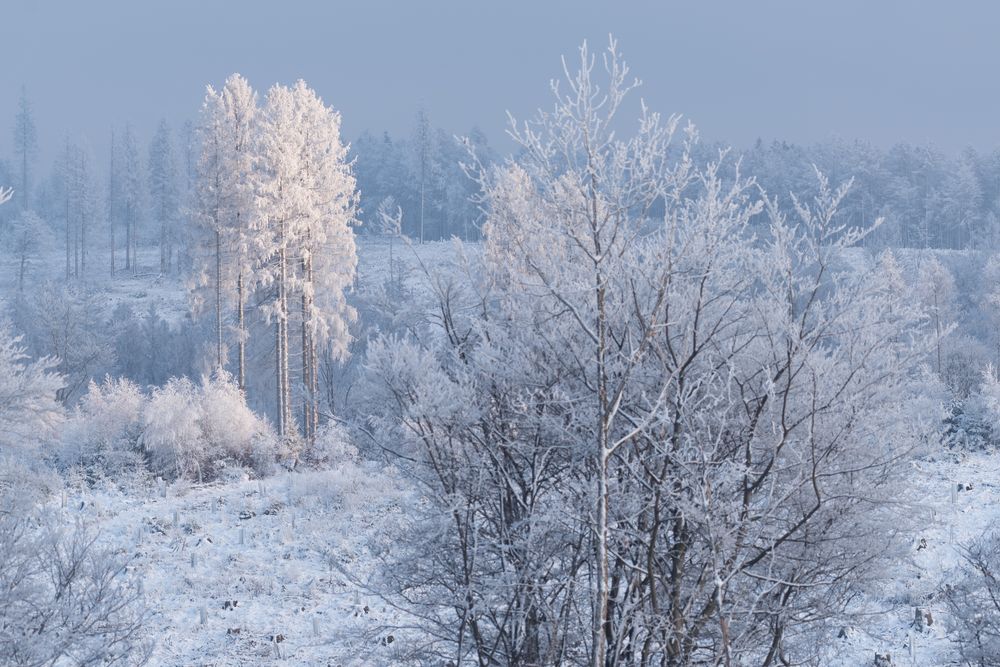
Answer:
xmin=3 ymin=1 xmax=999 ymax=164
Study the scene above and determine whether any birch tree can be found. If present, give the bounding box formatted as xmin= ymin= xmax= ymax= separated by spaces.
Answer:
xmin=365 ymin=39 xmax=932 ymax=667
xmin=254 ymin=80 xmax=357 ymax=444
xmin=191 ymin=74 xmax=257 ymax=387
xmin=255 ymin=83 xmax=299 ymax=438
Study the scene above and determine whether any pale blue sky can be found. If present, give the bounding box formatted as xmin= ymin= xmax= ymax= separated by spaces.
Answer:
xmin=2 ymin=1 xmax=998 ymax=163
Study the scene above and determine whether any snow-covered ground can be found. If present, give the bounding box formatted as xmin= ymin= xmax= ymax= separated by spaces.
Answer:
xmin=41 ymin=448 xmax=994 ymax=666
xmin=59 ymin=460 xmax=419 ymax=666
xmin=826 ymin=449 xmax=1000 ymax=666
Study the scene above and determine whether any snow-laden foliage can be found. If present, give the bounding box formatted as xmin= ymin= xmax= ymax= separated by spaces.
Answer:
xmin=59 ymin=377 xmax=145 ymax=480
xmin=0 ymin=463 xmax=150 ymax=666
xmin=143 ymin=373 xmax=277 ymax=481
xmin=12 ymin=282 xmax=114 ymax=404
xmin=254 ymin=79 xmax=358 ymax=440
xmin=0 ymin=322 xmax=63 ymax=456
xmin=190 ymin=74 xmax=358 ymax=442
xmin=59 ymin=373 xmax=278 ymax=482
xmin=363 ymin=40 xmax=938 ymax=666
xmin=191 ymin=73 xmax=257 ymax=383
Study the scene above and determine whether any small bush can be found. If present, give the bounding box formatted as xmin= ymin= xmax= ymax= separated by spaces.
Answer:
xmin=143 ymin=373 xmax=277 ymax=481
xmin=59 ymin=373 xmax=279 ymax=483
xmin=59 ymin=377 xmax=145 ymax=479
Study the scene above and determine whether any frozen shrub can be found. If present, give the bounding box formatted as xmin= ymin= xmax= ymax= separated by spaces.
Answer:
xmin=300 ymin=420 xmax=358 ymax=468
xmin=142 ymin=373 xmax=277 ymax=481
xmin=942 ymin=334 xmax=990 ymax=398
xmin=0 ymin=479 xmax=151 ymax=665
xmin=143 ymin=376 xmax=203 ymax=480
xmin=944 ymin=396 xmax=996 ymax=451
xmin=199 ymin=373 xmax=277 ymax=477
xmin=943 ymin=528 xmax=1000 ymax=666
xmin=946 ymin=364 xmax=1000 ymax=451
xmin=59 ymin=377 xmax=145 ymax=479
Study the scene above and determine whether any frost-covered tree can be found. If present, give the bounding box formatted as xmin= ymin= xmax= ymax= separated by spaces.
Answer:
xmin=915 ymin=255 xmax=957 ymax=375
xmin=375 ymin=195 xmax=403 ymax=284
xmin=121 ymin=124 xmax=143 ymax=274
xmin=191 ymin=74 xmax=257 ymax=388
xmin=0 ymin=469 xmax=151 ymax=666
xmin=3 ymin=210 xmax=53 ymax=292
xmin=14 ymin=283 xmax=114 ymax=404
xmin=0 ymin=323 xmax=63 ymax=455
xmin=365 ymin=39 xmax=931 ymax=666
xmin=412 ymin=107 xmax=432 ymax=243
xmin=12 ymin=86 xmax=37 ymax=210
xmin=254 ymin=80 xmax=358 ymax=443
xmin=61 ymin=140 xmax=98 ymax=279
xmin=148 ymin=119 xmax=179 ymax=273
xmin=107 ymin=128 xmax=118 ymax=276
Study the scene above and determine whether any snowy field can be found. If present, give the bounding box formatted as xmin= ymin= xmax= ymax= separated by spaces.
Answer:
xmin=58 ymin=461 xmax=416 ymax=666
xmin=30 ymin=445 xmax=991 ymax=665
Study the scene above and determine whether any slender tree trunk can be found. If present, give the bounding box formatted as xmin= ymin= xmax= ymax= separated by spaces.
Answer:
xmin=65 ymin=141 xmax=71 ymax=281
xmin=160 ymin=213 xmax=167 ymax=273
xmin=125 ymin=207 xmax=132 ymax=271
xmin=309 ymin=248 xmax=318 ymax=440
xmin=81 ymin=207 xmax=87 ymax=275
xmin=237 ymin=270 xmax=246 ymax=391
xmin=301 ymin=288 xmax=310 ymax=444
xmin=215 ymin=228 xmax=223 ymax=371
xmin=276 ymin=319 xmax=284 ymax=436
xmin=300 ymin=251 xmax=318 ymax=445
xmin=590 ymin=167 xmax=611 ymax=667
xmin=109 ymin=129 xmax=116 ymax=278
xmin=281 ymin=274 xmax=292 ymax=436
xmin=277 ymin=218 xmax=293 ymax=438
xmin=18 ymin=255 xmax=25 ymax=293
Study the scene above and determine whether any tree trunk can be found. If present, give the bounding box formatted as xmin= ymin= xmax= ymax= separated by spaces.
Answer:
xmin=215 ymin=228 xmax=223 ymax=372
xmin=109 ymin=129 xmax=116 ymax=278
xmin=237 ymin=271 xmax=246 ymax=391
xmin=81 ymin=206 xmax=87 ymax=275
xmin=301 ymin=290 xmax=310 ymax=444
xmin=276 ymin=319 xmax=284 ymax=436
xmin=277 ymin=218 xmax=293 ymax=438
xmin=65 ymin=142 xmax=71 ymax=281
xmin=125 ymin=207 xmax=132 ymax=272
xmin=160 ymin=215 xmax=167 ymax=274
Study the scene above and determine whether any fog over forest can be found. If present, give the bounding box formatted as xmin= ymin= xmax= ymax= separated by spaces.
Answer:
xmin=3 ymin=3 xmax=1000 ymax=666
